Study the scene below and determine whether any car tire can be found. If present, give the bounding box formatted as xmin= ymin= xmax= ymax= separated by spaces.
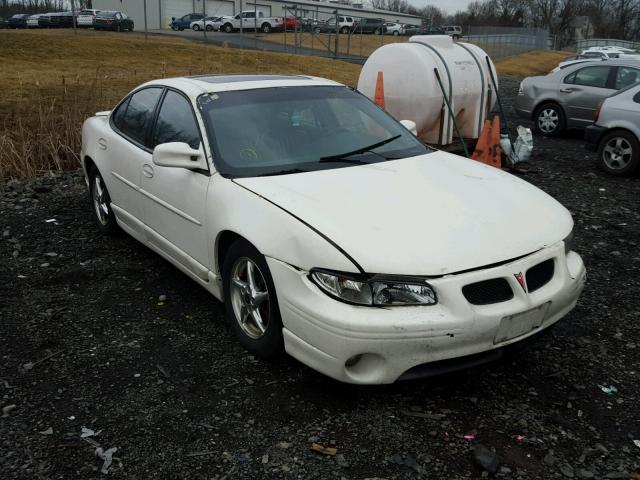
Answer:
xmin=597 ymin=130 xmax=640 ymax=176
xmin=192 ymin=23 xmax=200 ymax=31
xmin=534 ymin=102 xmax=566 ymax=136
xmin=88 ymin=166 xmax=118 ymax=234
xmin=261 ymin=23 xmax=271 ymax=33
xmin=314 ymin=26 xmax=321 ymax=33
xmin=453 ymin=34 xmax=459 ymax=40
xmin=222 ymin=239 xmax=283 ymax=359
xmin=129 ymin=25 xmax=134 ymax=31
xmin=206 ymin=24 xmax=213 ymax=31
xmin=374 ymin=28 xmax=381 ymax=34
xmin=116 ymin=25 xmax=121 ymax=32
xmin=393 ymin=30 xmax=399 ymax=36
xmin=224 ymin=23 xmax=233 ymax=33
xmin=340 ymin=26 xmax=349 ymax=34
xmin=171 ymin=25 xmax=178 ymax=31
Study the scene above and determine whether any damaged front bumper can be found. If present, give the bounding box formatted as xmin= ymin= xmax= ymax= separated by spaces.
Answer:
xmin=268 ymin=242 xmax=586 ymax=384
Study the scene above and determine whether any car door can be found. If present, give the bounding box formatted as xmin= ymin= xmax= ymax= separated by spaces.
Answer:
xmin=106 ymin=87 xmax=163 ymax=232
xmin=140 ymin=89 xmax=211 ymax=280
xmin=561 ymin=65 xmax=615 ymax=126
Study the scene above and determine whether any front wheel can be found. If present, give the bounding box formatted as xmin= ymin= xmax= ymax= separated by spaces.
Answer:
xmin=171 ymin=24 xmax=178 ymax=31
xmin=205 ymin=24 xmax=213 ymax=31
xmin=598 ymin=130 xmax=640 ymax=176
xmin=261 ymin=23 xmax=271 ymax=33
xmin=223 ymin=23 xmax=233 ymax=33
xmin=340 ymin=26 xmax=349 ymax=34
xmin=223 ymin=240 xmax=283 ymax=359
xmin=89 ymin=167 xmax=118 ymax=234
xmin=374 ymin=28 xmax=381 ymax=35
xmin=534 ymin=103 xmax=566 ymax=136
xmin=393 ymin=30 xmax=399 ymax=36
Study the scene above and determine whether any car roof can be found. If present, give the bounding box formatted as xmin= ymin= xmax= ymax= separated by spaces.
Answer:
xmin=140 ymin=74 xmax=343 ymax=97
xmin=557 ymin=59 xmax=640 ymax=72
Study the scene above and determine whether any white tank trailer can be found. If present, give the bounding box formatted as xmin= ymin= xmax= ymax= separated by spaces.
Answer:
xmin=357 ymin=35 xmax=498 ymax=146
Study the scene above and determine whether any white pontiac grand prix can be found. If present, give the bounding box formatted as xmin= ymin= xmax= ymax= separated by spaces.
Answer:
xmin=81 ymin=74 xmax=586 ymax=384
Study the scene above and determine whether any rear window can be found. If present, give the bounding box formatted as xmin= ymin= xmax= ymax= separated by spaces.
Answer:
xmin=97 ymin=11 xmax=117 ymax=18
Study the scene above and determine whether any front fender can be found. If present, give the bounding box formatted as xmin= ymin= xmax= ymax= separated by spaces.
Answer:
xmin=207 ymin=175 xmax=359 ymax=275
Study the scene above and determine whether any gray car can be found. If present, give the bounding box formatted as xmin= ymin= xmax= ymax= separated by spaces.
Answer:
xmin=515 ymin=60 xmax=640 ymax=136
xmin=584 ymin=83 xmax=640 ymax=175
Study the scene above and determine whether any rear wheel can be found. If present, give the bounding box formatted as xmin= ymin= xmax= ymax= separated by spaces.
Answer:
xmin=393 ymin=30 xmax=399 ymax=36
xmin=88 ymin=166 xmax=118 ymax=234
xmin=205 ymin=24 xmax=213 ymax=31
xmin=374 ymin=28 xmax=381 ymax=34
xmin=597 ymin=130 xmax=640 ymax=176
xmin=340 ymin=26 xmax=349 ymax=34
xmin=223 ymin=240 xmax=283 ymax=359
xmin=171 ymin=24 xmax=178 ymax=31
xmin=534 ymin=102 xmax=566 ymax=136
xmin=192 ymin=23 xmax=200 ymax=31
xmin=261 ymin=23 xmax=271 ymax=33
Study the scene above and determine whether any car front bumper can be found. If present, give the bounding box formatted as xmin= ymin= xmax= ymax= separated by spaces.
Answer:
xmin=584 ymin=124 xmax=607 ymax=151
xmin=268 ymin=242 xmax=586 ymax=384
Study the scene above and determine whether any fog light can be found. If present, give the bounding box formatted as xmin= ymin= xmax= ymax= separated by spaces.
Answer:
xmin=345 ymin=354 xmax=363 ymax=368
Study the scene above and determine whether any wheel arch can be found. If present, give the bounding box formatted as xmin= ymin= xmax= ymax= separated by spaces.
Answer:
xmin=215 ymin=230 xmax=246 ymax=276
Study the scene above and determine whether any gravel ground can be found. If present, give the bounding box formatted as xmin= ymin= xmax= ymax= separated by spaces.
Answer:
xmin=1 ymin=76 xmax=639 ymax=479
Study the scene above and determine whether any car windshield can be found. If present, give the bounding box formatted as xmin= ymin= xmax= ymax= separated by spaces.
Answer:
xmin=199 ymin=86 xmax=429 ymax=178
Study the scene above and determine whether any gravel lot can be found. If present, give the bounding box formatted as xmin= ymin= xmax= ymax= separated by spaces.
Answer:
xmin=1 ymin=76 xmax=639 ymax=479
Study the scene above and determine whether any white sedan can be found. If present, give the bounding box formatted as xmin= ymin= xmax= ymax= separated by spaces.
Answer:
xmin=81 ymin=75 xmax=586 ymax=384
xmin=190 ymin=16 xmax=223 ymax=31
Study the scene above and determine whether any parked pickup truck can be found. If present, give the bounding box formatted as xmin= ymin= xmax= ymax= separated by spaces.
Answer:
xmin=220 ymin=11 xmax=283 ymax=33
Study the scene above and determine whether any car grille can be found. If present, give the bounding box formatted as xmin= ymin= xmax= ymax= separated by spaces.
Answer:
xmin=526 ymin=259 xmax=555 ymax=293
xmin=462 ymin=278 xmax=513 ymax=305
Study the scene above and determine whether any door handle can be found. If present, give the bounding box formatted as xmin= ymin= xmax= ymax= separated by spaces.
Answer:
xmin=559 ymin=88 xmax=574 ymax=93
xmin=142 ymin=164 xmax=154 ymax=178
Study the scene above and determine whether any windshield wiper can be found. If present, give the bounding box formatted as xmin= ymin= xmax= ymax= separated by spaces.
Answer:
xmin=319 ymin=135 xmax=402 ymax=163
xmin=257 ymin=168 xmax=308 ymax=177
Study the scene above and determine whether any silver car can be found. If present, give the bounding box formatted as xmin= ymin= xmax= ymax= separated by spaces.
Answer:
xmin=585 ymin=83 xmax=640 ymax=175
xmin=515 ymin=60 xmax=640 ymax=136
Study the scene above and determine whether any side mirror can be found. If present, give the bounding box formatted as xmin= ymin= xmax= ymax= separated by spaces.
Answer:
xmin=152 ymin=142 xmax=207 ymax=171
xmin=400 ymin=119 xmax=418 ymax=136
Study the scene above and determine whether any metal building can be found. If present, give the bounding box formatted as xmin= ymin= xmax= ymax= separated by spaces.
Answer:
xmin=92 ymin=0 xmax=420 ymax=30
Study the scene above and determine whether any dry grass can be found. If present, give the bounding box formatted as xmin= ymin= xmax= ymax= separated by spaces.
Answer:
xmin=0 ymin=29 xmax=361 ymax=180
xmin=494 ymin=50 xmax=568 ymax=76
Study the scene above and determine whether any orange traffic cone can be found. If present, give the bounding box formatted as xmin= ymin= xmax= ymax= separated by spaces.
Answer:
xmin=471 ymin=116 xmax=502 ymax=168
xmin=488 ymin=116 xmax=502 ymax=168
xmin=471 ymin=119 xmax=491 ymax=162
xmin=374 ymin=71 xmax=385 ymax=109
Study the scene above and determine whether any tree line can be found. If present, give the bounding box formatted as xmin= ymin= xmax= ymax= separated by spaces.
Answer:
xmin=369 ymin=0 xmax=640 ymax=41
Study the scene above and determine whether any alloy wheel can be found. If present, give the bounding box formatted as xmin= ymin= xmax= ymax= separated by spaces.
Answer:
xmin=538 ymin=108 xmax=559 ymax=133
xmin=92 ymin=174 xmax=109 ymax=226
xmin=230 ymin=257 xmax=270 ymax=340
xmin=603 ymin=137 xmax=633 ymax=170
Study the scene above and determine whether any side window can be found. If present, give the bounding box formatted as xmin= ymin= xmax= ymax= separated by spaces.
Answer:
xmin=565 ymin=66 xmax=610 ymax=88
xmin=152 ymin=90 xmax=201 ymax=150
xmin=615 ymin=67 xmax=640 ymax=90
xmin=113 ymin=88 xmax=163 ymax=146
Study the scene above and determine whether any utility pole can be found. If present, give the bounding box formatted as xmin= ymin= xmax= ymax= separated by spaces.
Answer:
xmin=143 ymin=0 xmax=148 ymax=40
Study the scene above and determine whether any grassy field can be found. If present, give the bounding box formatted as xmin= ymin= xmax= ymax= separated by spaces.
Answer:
xmin=0 ymin=29 xmax=565 ymax=180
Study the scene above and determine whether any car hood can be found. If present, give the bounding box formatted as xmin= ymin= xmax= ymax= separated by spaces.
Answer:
xmin=234 ymin=151 xmax=573 ymax=276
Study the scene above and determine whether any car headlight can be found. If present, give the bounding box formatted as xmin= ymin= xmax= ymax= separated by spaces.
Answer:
xmin=310 ymin=270 xmax=437 ymax=306
xmin=563 ymin=230 xmax=574 ymax=254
